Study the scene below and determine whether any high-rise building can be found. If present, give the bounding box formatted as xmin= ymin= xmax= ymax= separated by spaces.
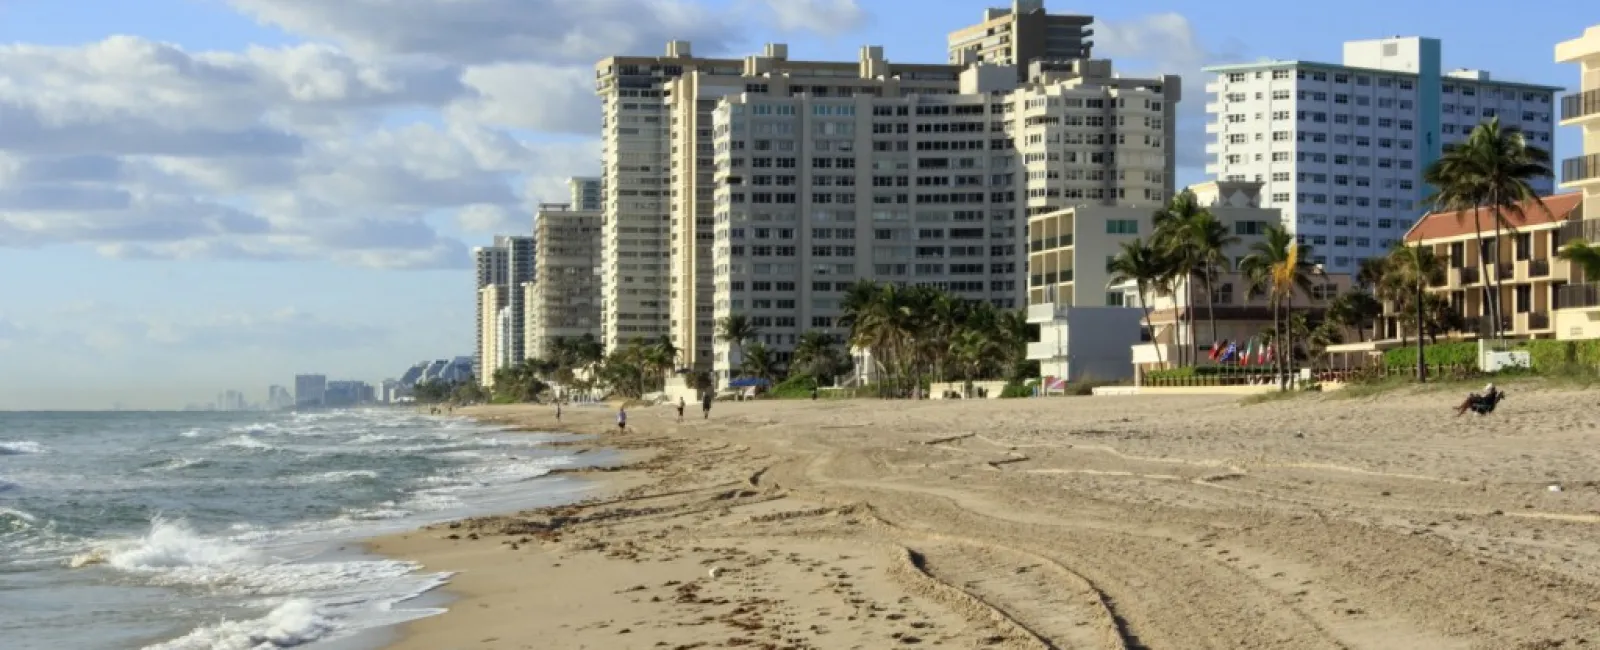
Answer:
xmin=1203 ymin=36 xmax=1560 ymax=275
xmin=569 ymin=177 xmax=603 ymax=211
xmin=528 ymin=202 xmax=604 ymax=360
xmin=267 ymin=385 xmax=293 ymax=410
xmin=493 ymin=234 xmax=537 ymax=363
xmin=707 ymin=59 xmax=1177 ymax=382
xmin=477 ymin=285 xmax=508 ymax=387
xmin=947 ymin=0 xmax=1094 ymax=77
xmin=294 ymin=374 xmax=326 ymax=408
xmin=473 ymin=245 xmax=509 ymax=376
xmin=1557 ymin=25 xmax=1600 ymax=224
xmin=595 ymin=41 xmax=967 ymax=361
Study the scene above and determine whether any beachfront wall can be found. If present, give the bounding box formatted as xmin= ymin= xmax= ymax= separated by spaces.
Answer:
xmin=929 ymin=380 xmax=1008 ymax=399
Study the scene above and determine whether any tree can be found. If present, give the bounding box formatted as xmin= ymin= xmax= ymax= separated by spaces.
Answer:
xmin=792 ymin=330 xmax=848 ymax=384
xmin=1152 ymin=190 xmax=1237 ymax=366
xmin=1325 ymin=290 xmax=1383 ymax=342
xmin=716 ymin=314 xmax=761 ymax=380
xmin=1423 ymin=116 xmax=1553 ymax=341
xmin=740 ymin=343 xmax=778 ymax=384
xmin=1378 ymin=243 xmax=1449 ymax=381
xmin=1558 ymin=239 xmax=1600 ymax=282
xmin=1107 ymin=238 xmax=1171 ymax=369
xmin=1240 ymin=225 xmax=1318 ymax=390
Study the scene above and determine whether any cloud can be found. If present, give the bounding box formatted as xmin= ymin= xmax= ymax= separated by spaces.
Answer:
xmin=4 ymin=304 xmax=387 ymax=354
xmin=757 ymin=0 xmax=868 ymax=36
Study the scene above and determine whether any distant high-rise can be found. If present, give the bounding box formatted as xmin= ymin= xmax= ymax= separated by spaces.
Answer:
xmin=527 ymin=202 xmax=603 ymax=360
xmin=568 ymin=177 xmax=603 ymax=211
xmin=493 ymin=234 xmax=537 ymax=363
xmin=478 ymin=284 xmax=508 ymax=387
xmin=294 ymin=374 xmax=327 ymax=408
xmin=947 ymin=0 xmax=1094 ymax=79
xmin=267 ymin=385 xmax=293 ymax=410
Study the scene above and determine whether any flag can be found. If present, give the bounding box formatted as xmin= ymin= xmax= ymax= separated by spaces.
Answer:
xmin=1257 ymin=341 xmax=1269 ymax=365
xmin=1239 ymin=339 xmax=1253 ymax=366
xmin=1263 ymin=343 xmax=1275 ymax=365
xmin=1208 ymin=340 xmax=1223 ymax=361
xmin=1220 ymin=341 xmax=1238 ymax=363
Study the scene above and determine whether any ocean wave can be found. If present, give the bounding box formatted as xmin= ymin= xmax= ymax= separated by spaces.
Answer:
xmin=143 ymin=457 xmax=210 ymax=472
xmin=292 ymin=470 xmax=379 ymax=485
xmin=142 ymin=599 xmax=335 ymax=650
xmin=178 ymin=428 xmax=206 ymax=438
xmin=215 ymin=436 xmax=279 ymax=452
xmin=229 ymin=423 xmax=283 ymax=435
xmin=1 ymin=506 xmax=37 ymax=529
xmin=0 ymin=440 xmax=47 ymax=455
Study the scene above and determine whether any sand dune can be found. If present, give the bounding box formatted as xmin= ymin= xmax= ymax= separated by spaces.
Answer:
xmin=372 ymin=386 xmax=1600 ymax=649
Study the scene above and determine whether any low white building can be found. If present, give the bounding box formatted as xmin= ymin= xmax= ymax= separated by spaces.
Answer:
xmin=1025 ymin=298 xmax=1143 ymax=384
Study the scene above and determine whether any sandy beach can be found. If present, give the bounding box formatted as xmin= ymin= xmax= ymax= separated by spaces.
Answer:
xmin=370 ymin=386 xmax=1600 ymax=649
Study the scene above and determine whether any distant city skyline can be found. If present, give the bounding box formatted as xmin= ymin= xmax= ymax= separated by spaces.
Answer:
xmin=0 ymin=0 xmax=1589 ymax=409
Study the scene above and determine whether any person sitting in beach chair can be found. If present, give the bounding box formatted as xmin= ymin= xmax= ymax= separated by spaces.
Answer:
xmin=1455 ymin=383 xmax=1506 ymax=416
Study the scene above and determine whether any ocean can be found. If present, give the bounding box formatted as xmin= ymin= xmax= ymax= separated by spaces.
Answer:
xmin=0 ymin=408 xmax=609 ymax=650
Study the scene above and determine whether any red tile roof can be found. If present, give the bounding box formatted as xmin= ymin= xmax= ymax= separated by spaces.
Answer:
xmin=1403 ymin=193 xmax=1583 ymax=243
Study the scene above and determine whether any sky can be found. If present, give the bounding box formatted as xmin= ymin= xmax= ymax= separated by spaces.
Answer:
xmin=0 ymin=0 xmax=1589 ymax=410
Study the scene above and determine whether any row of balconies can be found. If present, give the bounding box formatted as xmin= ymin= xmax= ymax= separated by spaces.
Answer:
xmin=1027 ymin=234 xmax=1074 ymax=252
xmin=1559 ymin=88 xmax=1600 ymax=123
xmin=1437 ymin=257 xmax=1558 ymax=288
xmin=1029 ymin=269 xmax=1075 ymax=286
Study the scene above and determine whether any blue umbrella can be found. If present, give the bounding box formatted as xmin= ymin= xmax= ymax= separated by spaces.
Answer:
xmin=728 ymin=377 xmax=771 ymax=388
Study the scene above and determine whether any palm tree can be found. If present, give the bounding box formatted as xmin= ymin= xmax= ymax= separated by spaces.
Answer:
xmin=740 ymin=343 xmax=777 ymax=384
xmin=1325 ymin=290 xmax=1383 ymax=342
xmin=1107 ymin=238 xmax=1170 ymax=369
xmin=1423 ymin=116 xmax=1553 ymax=341
xmin=1379 ymin=243 xmax=1447 ymax=380
xmin=716 ymin=314 xmax=761 ymax=380
xmin=1152 ymin=191 xmax=1237 ymax=366
xmin=643 ymin=335 xmax=677 ymax=391
xmin=1558 ymin=239 xmax=1600 ymax=282
xmin=1240 ymin=225 xmax=1318 ymax=389
xmin=792 ymin=330 xmax=845 ymax=384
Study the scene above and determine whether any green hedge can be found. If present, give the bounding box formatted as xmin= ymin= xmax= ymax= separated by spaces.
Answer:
xmin=767 ymin=375 xmax=819 ymax=399
xmin=1382 ymin=341 xmax=1477 ymax=368
xmin=1000 ymin=383 xmax=1034 ymax=398
xmin=1520 ymin=340 xmax=1600 ymax=371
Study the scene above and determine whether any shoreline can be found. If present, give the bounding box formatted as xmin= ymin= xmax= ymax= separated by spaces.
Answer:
xmin=371 ymin=391 xmax=1600 ymax=649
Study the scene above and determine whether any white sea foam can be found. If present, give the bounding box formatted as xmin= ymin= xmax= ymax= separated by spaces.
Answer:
xmin=0 ymin=440 xmax=47 ymax=455
xmin=229 ymin=423 xmax=282 ymax=435
xmin=178 ymin=428 xmax=205 ymax=438
xmin=1 ymin=506 xmax=37 ymax=527
xmin=141 ymin=599 xmax=335 ymax=650
xmin=293 ymin=470 xmax=379 ymax=485
xmin=146 ymin=457 xmax=209 ymax=472
xmin=216 ymin=436 xmax=278 ymax=452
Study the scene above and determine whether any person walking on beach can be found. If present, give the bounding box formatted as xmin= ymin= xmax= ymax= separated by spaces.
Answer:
xmin=555 ymin=400 xmax=562 ymax=423
xmin=676 ymin=397 xmax=686 ymax=422
xmin=617 ymin=406 xmax=627 ymax=431
xmin=701 ymin=392 xmax=713 ymax=419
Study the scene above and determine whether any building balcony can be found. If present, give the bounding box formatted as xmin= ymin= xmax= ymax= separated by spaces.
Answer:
xmin=1559 ymin=218 xmax=1600 ymax=244
xmin=1495 ymin=262 xmax=1515 ymax=281
xmin=1562 ymin=153 xmax=1600 ymax=188
xmin=1455 ymin=266 xmax=1481 ymax=285
xmin=1560 ymin=88 xmax=1600 ymax=125
xmin=1559 ymin=283 xmax=1600 ymax=310
xmin=1529 ymin=258 xmax=1551 ymax=278
xmin=1528 ymin=311 xmax=1551 ymax=331
xmin=1027 ymin=340 xmax=1068 ymax=361
xmin=1026 ymin=303 xmax=1068 ymax=324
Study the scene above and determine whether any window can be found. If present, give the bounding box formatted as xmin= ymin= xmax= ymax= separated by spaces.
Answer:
xmin=1106 ymin=219 xmax=1139 ymax=235
xmin=1105 ymin=292 xmax=1125 ymax=307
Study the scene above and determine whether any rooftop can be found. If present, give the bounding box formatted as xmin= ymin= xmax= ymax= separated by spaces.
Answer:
xmin=1202 ymin=59 xmax=1564 ymax=92
xmin=1403 ymin=193 xmax=1583 ymax=242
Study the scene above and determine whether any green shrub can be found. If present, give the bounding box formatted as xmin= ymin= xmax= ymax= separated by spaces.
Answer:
xmin=999 ymin=383 xmax=1034 ymax=398
xmin=767 ymin=375 xmax=818 ymax=399
xmin=1382 ymin=341 xmax=1477 ymax=368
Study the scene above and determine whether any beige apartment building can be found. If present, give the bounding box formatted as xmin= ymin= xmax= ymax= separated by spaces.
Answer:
xmin=947 ymin=0 xmax=1093 ymax=77
xmin=597 ymin=42 xmax=968 ymax=367
xmin=708 ymin=58 xmax=1178 ymax=382
xmin=526 ymin=203 xmax=604 ymax=360
xmin=1029 ymin=181 xmax=1311 ymax=375
xmin=477 ymin=284 xmax=508 ymax=388
xmin=471 ymin=245 xmax=509 ymax=381
xmin=1370 ymin=193 xmax=1584 ymax=342
xmin=1555 ymin=24 xmax=1600 ymax=338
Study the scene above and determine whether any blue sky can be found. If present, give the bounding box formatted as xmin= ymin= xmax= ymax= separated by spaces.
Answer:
xmin=0 ymin=0 xmax=1588 ymax=410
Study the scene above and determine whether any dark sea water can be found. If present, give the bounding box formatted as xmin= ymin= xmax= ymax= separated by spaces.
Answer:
xmin=0 ymin=408 xmax=608 ymax=649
